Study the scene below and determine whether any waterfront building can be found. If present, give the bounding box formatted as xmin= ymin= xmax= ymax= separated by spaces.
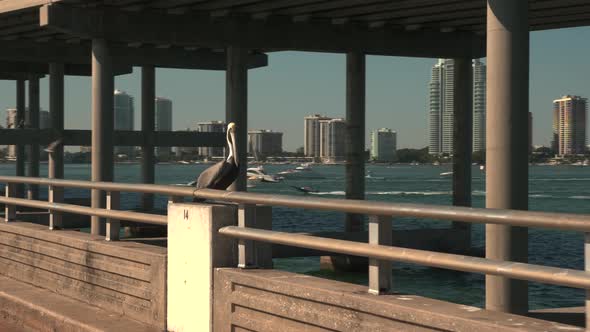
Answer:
xmin=6 ymin=108 xmax=50 ymax=160
xmin=429 ymin=59 xmax=487 ymax=155
xmin=248 ymin=130 xmax=282 ymax=159
xmin=304 ymin=114 xmax=331 ymax=158
xmin=114 ymin=90 xmax=135 ymax=157
xmin=472 ymin=59 xmax=487 ymax=153
xmin=155 ymin=97 xmax=173 ymax=161
xmin=370 ymin=128 xmax=397 ymax=162
xmin=196 ymin=121 xmax=225 ymax=158
xmin=552 ymin=95 xmax=587 ymax=156
xmin=319 ymin=118 xmax=346 ymax=163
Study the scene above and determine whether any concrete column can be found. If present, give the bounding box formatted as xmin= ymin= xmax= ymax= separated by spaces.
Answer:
xmin=225 ymin=46 xmax=248 ymax=191
xmin=167 ymin=203 xmax=237 ymax=332
xmin=141 ymin=65 xmax=156 ymax=211
xmin=91 ymin=39 xmax=114 ymax=235
xmin=27 ymin=76 xmax=40 ymax=200
xmin=452 ymin=58 xmax=473 ymax=252
xmin=485 ymin=0 xmax=530 ymax=315
xmin=345 ymin=52 xmax=366 ymax=232
xmin=15 ymin=79 xmax=26 ymax=198
xmin=49 ymin=63 xmax=65 ymax=180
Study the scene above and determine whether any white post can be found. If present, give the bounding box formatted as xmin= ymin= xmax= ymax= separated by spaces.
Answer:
xmin=4 ymin=184 xmax=16 ymax=222
xmin=106 ymin=191 xmax=120 ymax=241
xmin=48 ymin=185 xmax=63 ymax=230
xmin=167 ymin=203 xmax=237 ymax=332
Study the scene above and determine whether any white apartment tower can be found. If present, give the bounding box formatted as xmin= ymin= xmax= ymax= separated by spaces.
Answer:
xmin=552 ymin=95 xmax=587 ymax=156
xmin=472 ymin=59 xmax=487 ymax=153
xmin=114 ymin=90 xmax=135 ymax=157
xmin=196 ymin=121 xmax=226 ymax=158
xmin=371 ymin=128 xmax=397 ymax=162
xmin=155 ymin=97 xmax=173 ymax=160
xmin=304 ymin=114 xmax=331 ymax=158
xmin=428 ymin=59 xmax=487 ymax=155
xmin=319 ymin=118 xmax=346 ymax=163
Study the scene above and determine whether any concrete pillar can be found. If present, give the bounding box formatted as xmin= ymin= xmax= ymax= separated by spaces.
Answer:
xmin=345 ymin=52 xmax=366 ymax=232
xmin=49 ymin=63 xmax=65 ymax=229
xmin=27 ymin=76 xmax=40 ymax=200
xmin=49 ymin=63 xmax=65 ymax=180
xmin=15 ymin=79 xmax=26 ymax=198
xmin=91 ymin=39 xmax=114 ymax=235
xmin=141 ymin=65 xmax=156 ymax=211
xmin=485 ymin=0 xmax=530 ymax=315
xmin=225 ymin=46 xmax=248 ymax=191
xmin=452 ymin=58 xmax=473 ymax=252
xmin=167 ymin=203 xmax=237 ymax=332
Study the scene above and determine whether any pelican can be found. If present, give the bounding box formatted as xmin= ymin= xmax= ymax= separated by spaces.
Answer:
xmin=194 ymin=122 xmax=240 ymax=191
xmin=44 ymin=138 xmax=63 ymax=153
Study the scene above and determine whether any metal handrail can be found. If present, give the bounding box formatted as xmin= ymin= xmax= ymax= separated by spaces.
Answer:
xmin=1 ymin=176 xmax=589 ymax=232
xmin=219 ymin=226 xmax=590 ymax=290
xmin=0 ymin=196 xmax=166 ymax=225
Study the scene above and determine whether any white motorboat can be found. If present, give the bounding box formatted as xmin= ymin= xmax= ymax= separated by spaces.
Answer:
xmin=439 ymin=171 xmax=453 ymax=176
xmin=365 ymin=171 xmax=385 ymax=180
xmin=247 ymin=166 xmax=282 ymax=183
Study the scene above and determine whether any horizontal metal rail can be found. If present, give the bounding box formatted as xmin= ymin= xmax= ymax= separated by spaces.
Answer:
xmin=0 ymin=196 xmax=166 ymax=225
xmin=1 ymin=176 xmax=590 ymax=232
xmin=219 ymin=226 xmax=590 ymax=290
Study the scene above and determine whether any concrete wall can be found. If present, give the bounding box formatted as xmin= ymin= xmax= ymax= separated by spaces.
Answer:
xmin=213 ymin=268 xmax=580 ymax=332
xmin=0 ymin=222 xmax=167 ymax=329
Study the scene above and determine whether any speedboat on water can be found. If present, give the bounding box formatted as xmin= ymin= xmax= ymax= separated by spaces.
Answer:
xmin=290 ymin=186 xmax=319 ymax=194
xmin=295 ymin=163 xmax=312 ymax=171
xmin=365 ymin=171 xmax=385 ymax=180
xmin=440 ymin=171 xmax=453 ymax=176
xmin=247 ymin=166 xmax=282 ymax=183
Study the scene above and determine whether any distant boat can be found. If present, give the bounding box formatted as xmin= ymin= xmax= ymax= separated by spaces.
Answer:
xmin=365 ymin=171 xmax=385 ymax=180
xmin=247 ymin=166 xmax=282 ymax=183
xmin=439 ymin=171 xmax=453 ymax=177
xmin=290 ymin=186 xmax=319 ymax=194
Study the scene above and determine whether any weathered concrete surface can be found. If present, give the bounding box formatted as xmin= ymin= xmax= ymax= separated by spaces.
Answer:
xmin=0 ymin=222 xmax=167 ymax=329
xmin=0 ymin=275 xmax=161 ymax=332
xmin=214 ymin=268 xmax=583 ymax=332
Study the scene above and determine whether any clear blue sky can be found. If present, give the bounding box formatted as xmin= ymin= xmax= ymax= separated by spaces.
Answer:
xmin=1 ymin=27 xmax=589 ymax=152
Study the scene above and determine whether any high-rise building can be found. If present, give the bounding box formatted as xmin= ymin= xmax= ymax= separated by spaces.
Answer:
xmin=304 ymin=114 xmax=331 ymax=158
xmin=428 ymin=59 xmax=487 ymax=155
xmin=155 ymin=97 xmax=173 ymax=161
xmin=6 ymin=108 xmax=51 ymax=159
xmin=114 ymin=90 xmax=135 ymax=157
xmin=472 ymin=59 xmax=487 ymax=153
xmin=248 ymin=130 xmax=283 ymax=159
xmin=552 ymin=95 xmax=587 ymax=156
xmin=370 ymin=128 xmax=397 ymax=162
xmin=320 ymin=118 xmax=346 ymax=163
xmin=196 ymin=121 xmax=226 ymax=158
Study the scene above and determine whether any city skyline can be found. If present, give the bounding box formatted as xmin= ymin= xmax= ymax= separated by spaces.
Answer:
xmin=0 ymin=27 xmax=588 ymax=152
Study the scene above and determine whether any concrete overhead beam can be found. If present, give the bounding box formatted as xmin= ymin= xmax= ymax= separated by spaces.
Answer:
xmin=0 ymin=129 xmax=225 ymax=148
xmin=39 ymin=4 xmax=485 ymax=58
xmin=0 ymin=40 xmax=267 ymax=70
xmin=0 ymin=61 xmax=132 ymax=76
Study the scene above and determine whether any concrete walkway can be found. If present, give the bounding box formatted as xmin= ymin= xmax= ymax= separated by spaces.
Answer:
xmin=0 ymin=276 xmax=161 ymax=332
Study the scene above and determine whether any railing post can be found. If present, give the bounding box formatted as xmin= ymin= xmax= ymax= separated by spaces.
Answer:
xmin=238 ymin=204 xmax=256 ymax=268
xmin=4 ymin=183 xmax=16 ymax=222
xmin=48 ymin=185 xmax=63 ymax=230
xmin=368 ymin=215 xmax=392 ymax=295
xmin=106 ymin=191 xmax=120 ymax=241
xmin=167 ymin=202 xmax=237 ymax=332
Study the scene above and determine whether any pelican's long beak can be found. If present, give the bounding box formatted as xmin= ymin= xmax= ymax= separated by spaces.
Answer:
xmin=230 ymin=128 xmax=238 ymax=167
